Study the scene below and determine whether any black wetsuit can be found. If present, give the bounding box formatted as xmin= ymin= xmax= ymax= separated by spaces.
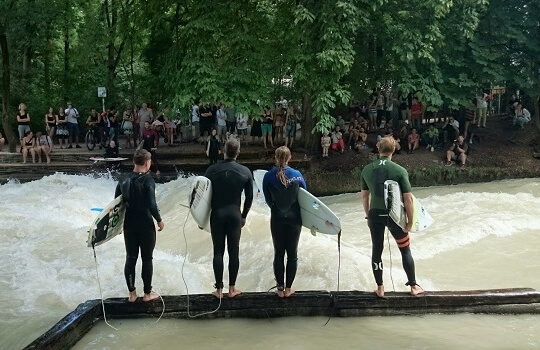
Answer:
xmin=360 ymin=156 xmax=417 ymax=287
xmin=203 ymin=159 xmax=253 ymax=289
xmin=115 ymin=172 xmax=162 ymax=294
xmin=262 ymin=167 xmax=307 ymax=288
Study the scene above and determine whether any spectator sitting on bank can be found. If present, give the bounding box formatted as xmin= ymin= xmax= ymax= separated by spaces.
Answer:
xmin=21 ymin=130 xmax=36 ymax=164
xmin=376 ymin=128 xmax=385 ymax=143
xmin=0 ymin=131 xmax=5 ymax=151
xmin=399 ymin=119 xmax=409 ymax=140
xmin=346 ymin=119 xmax=360 ymax=146
xmin=105 ymin=139 xmax=119 ymax=158
xmin=513 ymin=102 xmax=531 ymax=129
xmin=446 ymin=135 xmax=468 ymax=170
xmin=35 ymin=131 xmax=52 ymax=163
xmin=442 ymin=116 xmax=459 ymax=144
xmin=407 ymin=127 xmax=420 ymax=154
xmin=321 ymin=131 xmax=331 ymax=158
xmin=423 ymin=123 xmax=439 ymax=152
xmin=331 ymin=125 xmax=345 ymax=153
xmin=392 ymin=128 xmax=402 ymax=154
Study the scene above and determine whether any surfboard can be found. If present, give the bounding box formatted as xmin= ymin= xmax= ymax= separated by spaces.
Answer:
xmin=87 ymin=195 xmax=126 ymax=247
xmin=89 ymin=157 xmax=128 ymax=162
xmin=189 ymin=176 xmax=212 ymax=233
xmin=384 ymin=180 xmax=434 ymax=232
xmin=253 ymin=169 xmax=341 ymax=235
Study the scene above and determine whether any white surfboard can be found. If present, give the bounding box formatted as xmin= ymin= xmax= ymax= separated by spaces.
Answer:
xmin=254 ymin=169 xmax=341 ymax=235
xmin=384 ymin=180 xmax=434 ymax=232
xmin=189 ymin=176 xmax=212 ymax=233
xmin=87 ymin=195 xmax=126 ymax=247
xmin=89 ymin=157 xmax=128 ymax=162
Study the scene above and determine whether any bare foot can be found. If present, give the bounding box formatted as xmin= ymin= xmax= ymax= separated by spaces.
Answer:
xmin=411 ymin=285 xmax=425 ymax=296
xmin=228 ymin=287 xmax=242 ymax=298
xmin=276 ymin=286 xmax=284 ymax=298
xmin=128 ymin=290 xmax=138 ymax=302
xmin=375 ymin=285 xmax=385 ymax=298
xmin=143 ymin=292 xmax=160 ymax=302
xmin=212 ymin=289 xmax=223 ymax=299
xmin=284 ymin=288 xmax=295 ymax=298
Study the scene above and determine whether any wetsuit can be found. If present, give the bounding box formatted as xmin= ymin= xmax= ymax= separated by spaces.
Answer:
xmin=262 ymin=167 xmax=306 ymax=288
xmin=115 ymin=172 xmax=162 ymax=294
xmin=141 ymin=128 xmax=160 ymax=172
xmin=360 ymin=156 xmax=417 ymax=287
xmin=207 ymin=135 xmax=220 ymax=164
xmin=203 ymin=159 xmax=253 ymax=289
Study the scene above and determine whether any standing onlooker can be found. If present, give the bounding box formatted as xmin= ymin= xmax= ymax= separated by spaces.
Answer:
xmin=398 ymin=95 xmax=409 ymax=121
xmin=216 ymin=104 xmax=227 ymax=143
xmin=442 ymin=117 xmax=460 ymax=144
xmin=250 ymin=115 xmax=262 ymax=145
xmin=21 ymin=130 xmax=36 ymax=163
xmin=17 ymin=103 xmax=31 ymax=149
xmin=262 ymin=146 xmax=307 ymax=298
xmin=262 ymin=106 xmax=274 ymax=149
xmin=35 ymin=131 xmax=52 ymax=163
xmin=86 ymin=108 xmax=101 ymax=146
xmin=476 ymin=92 xmax=488 ymax=128
xmin=236 ymin=112 xmax=248 ymax=142
xmin=122 ymin=106 xmax=134 ymax=148
xmin=55 ymin=107 xmax=69 ymax=149
xmin=199 ymin=102 xmax=213 ymax=145
xmin=132 ymin=105 xmax=140 ymax=147
xmin=161 ymin=107 xmax=177 ymax=146
xmin=138 ymin=103 xmax=154 ymax=138
xmin=140 ymin=120 xmax=160 ymax=175
xmin=410 ymin=97 xmax=423 ymax=131
xmin=206 ymin=128 xmax=221 ymax=165
xmin=192 ymin=100 xmax=200 ymax=143
xmin=45 ymin=107 xmax=56 ymax=147
xmin=225 ymin=105 xmax=236 ymax=135
xmin=284 ymin=105 xmax=297 ymax=149
xmin=108 ymin=106 xmax=119 ymax=143
xmin=65 ymin=101 xmax=81 ymax=148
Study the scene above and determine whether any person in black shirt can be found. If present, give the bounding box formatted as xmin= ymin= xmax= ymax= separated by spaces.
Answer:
xmin=203 ymin=138 xmax=253 ymax=298
xmin=115 ymin=149 xmax=165 ymax=302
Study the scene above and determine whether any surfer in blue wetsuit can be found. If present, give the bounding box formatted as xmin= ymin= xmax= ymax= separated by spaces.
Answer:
xmin=262 ymin=146 xmax=306 ymax=298
xmin=203 ymin=138 xmax=253 ymax=299
xmin=115 ymin=149 xmax=165 ymax=302
xmin=360 ymin=136 xmax=424 ymax=298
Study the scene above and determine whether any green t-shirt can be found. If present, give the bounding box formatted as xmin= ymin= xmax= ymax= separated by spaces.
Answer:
xmin=360 ymin=156 xmax=412 ymax=211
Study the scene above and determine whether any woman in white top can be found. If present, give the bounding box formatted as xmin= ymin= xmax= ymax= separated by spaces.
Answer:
xmin=514 ymin=102 xmax=531 ymax=129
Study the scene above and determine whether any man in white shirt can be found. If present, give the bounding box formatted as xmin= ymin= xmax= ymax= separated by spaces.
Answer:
xmin=65 ymin=101 xmax=81 ymax=148
xmin=192 ymin=100 xmax=200 ymax=142
xmin=476 ymin=93 xmax=488 ymax=128
xmin=216 ymin=104 xmax=227 ymax=143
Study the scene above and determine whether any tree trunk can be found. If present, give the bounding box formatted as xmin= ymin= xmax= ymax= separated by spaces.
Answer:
xmin=0 ymin=29 xmax=16 ymax=152
xmin=300 ymin=93 xmax=314 ymax=149
xmin=63 ymin=0 xmax=70 ymax=101
xmin=534 ymin=94 xmax=540 ymax=132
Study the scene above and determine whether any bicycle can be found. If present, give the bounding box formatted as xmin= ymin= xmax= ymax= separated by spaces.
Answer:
xmin=86 ymin=128 xmax=98 ymax=150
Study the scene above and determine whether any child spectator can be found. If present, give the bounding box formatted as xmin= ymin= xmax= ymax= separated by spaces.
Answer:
xmin=206 ymin=128 xmax=221 ymax=164
xmin=423 ymin=123 xmax=439 ymax=152
xmin=321 ymin=131 xmax=331 ymax=158
xmin=407 ymin=128 xmax=420 ymax=154
xmin=35 ymin=131 xmax=52 ymax=163
xmin=331 ymin=126 xmax=345 ymax=153
xmin=513 ymin=103 xmax=531 ymax=129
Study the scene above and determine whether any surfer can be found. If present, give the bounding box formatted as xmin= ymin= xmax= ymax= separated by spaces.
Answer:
xmin=115 ymin=149 xmax=165 ymax=302
xmin=203 ymin=138 xmax=253 ymax=299
xmin=360 ymin=136 xmax=424 ymax=298
xmin=262 ymin=146 xmax=306 ymax=298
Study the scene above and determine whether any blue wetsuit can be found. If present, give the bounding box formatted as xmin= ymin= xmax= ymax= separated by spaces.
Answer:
xmin=262 ymin=166 xmax=306 ymax=288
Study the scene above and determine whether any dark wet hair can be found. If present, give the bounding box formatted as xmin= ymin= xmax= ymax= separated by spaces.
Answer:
xmin=133 ymin=149 xmax=151 ymax=165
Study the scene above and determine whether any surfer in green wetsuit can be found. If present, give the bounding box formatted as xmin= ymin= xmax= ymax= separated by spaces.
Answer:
xmin=115 ymin=149 xmax=165 ymax=302
xmin=360 ymin=136 xmax=424 ymax=298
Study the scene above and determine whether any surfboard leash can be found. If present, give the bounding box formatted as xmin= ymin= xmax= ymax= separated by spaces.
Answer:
xmin=91 ymin=244 xmax=119 ymax=331
xmin=181 ymin=201 xmax=223 ymax=318
xmin=324 ymin=228 xmax=342 ymax=326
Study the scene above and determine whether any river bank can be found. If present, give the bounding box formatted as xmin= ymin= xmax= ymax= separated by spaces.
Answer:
xmin=0 ymin=113 xmax=538 ymax=195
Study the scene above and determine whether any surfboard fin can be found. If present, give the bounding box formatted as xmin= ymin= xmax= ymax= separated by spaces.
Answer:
xmin=310 ymin=227 xmax=317 ymax=236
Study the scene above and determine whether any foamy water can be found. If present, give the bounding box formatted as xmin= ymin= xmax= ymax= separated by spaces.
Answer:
xmin=1 ymin=174 xmax=540 ymax=349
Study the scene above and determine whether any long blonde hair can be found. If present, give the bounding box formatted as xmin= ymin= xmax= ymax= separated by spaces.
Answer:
xmin=275 ymin=146 xmax=291 ymax=186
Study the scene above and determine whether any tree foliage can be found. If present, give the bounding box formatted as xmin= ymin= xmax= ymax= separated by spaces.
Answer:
xmin=1 ymin=0 xmax=539 ymax=151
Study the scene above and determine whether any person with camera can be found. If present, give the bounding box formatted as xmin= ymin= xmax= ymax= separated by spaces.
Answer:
xmin=446 ymin=135 xmax=468 ymax=169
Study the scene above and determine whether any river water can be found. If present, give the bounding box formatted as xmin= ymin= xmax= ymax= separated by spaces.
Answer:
xmin=1 ymin=174 xmax=540 ymax=349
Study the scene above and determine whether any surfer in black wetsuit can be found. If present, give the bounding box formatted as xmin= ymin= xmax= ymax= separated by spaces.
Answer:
xmin=203 ymin=138 xmax=253 ymax=299
xmin=262 ymin=146 xmax=306 ymax=298
xmin=360 ymin=136 xmax=424 ymax=298
xmin=115 ymin=149 xmax=165 ymax=302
